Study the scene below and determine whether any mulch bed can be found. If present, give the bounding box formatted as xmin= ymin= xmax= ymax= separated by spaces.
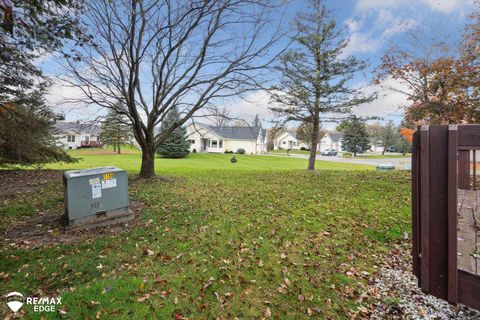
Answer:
xmin=2 ymin=200 xmax=146 ymax=249
xmin=0 ymin=170 xmax=147 ymax=249
xmin=0 ymin=169 xmax=63 ymax=197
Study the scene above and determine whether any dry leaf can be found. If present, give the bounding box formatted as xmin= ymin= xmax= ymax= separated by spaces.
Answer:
xmin=264 ymin=307 xmax=272 ymax=318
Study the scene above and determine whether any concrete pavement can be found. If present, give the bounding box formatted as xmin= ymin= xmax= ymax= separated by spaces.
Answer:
xmin=267 ymin=153 xmax=411 ymax=169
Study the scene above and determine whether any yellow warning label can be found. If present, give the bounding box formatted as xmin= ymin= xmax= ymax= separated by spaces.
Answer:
xmin=103 ymin=173 xmax=114 ymax=180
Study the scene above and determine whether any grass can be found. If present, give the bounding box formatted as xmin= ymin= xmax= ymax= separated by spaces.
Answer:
xmin=0 ymin=149 xmax=410 ymax=319
xmin=269 ymin=149 xmax=316 ymax=155
xmin=46 ymin=148 xmax=373 ymax=174
xmin=356 ymin=154 xmax=411 ymax=159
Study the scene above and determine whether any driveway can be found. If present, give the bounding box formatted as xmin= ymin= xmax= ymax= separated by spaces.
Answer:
xmin=268 ymin=153 xmax=411 ymax=169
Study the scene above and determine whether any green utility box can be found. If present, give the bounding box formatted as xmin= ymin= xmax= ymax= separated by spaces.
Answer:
xmin=63 ymin=167 xmax=132 ymax=227
xmin=376 ymin=164 xmax=396 ymax=171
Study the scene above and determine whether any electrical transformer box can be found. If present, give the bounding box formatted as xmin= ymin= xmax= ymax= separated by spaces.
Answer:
xmin=63 ymin=166 xmax=131 ymax=227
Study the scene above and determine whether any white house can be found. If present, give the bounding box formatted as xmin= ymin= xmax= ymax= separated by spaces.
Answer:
xmin=273 ymin=130 xmax=309 ymax=150
xmin=54 ymin=121 xmax=102 ymax=149
xmin=320 ymin=132 xmax=343 ymax=152
xmin=273 ymin=129 xmax=343 ymax=152
xmin=369 ymin=138 xmax=385 ymax=153
xmin=186 ymin=123 xmax=267 ymax=154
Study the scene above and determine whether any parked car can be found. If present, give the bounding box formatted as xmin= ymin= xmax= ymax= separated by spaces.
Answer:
xmin=321 ymin=149 xmax=337 ymax=156
xmin=385 ymin=146 xmax=398 ymax=153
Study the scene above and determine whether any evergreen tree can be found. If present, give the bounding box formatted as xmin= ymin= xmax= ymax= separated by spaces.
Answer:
xmin=0 ymin=1 xmax=83 ymax=167
xmin=0 ymin=99 xmax=73 ymax=166
xmin=252 ymin=114 xmax=261 ymax=127
xmin=339 ymin=116 xmax=370 ymax=157
xmin=101 ymin=108 xmax=133 ymax=154
xmin=157 ymin=108 xmax=190 ymax=158
xmin=269 ymin=0 xmax=375 ymax=170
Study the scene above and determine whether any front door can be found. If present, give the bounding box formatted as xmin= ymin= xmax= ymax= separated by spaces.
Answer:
xmin=202 ymin=139 xmax=208 ymax=151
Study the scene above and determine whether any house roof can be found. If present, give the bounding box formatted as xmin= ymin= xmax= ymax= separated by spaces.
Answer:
xmin=54 ymin=121 xmax=102 ymax=135
xmin=327 ymin=132 xmax=343 ymax=143
xmin=197 ymin=123 xmax=262 ymax=140
xmin=286 ymin=129 xmax=297 ymax=139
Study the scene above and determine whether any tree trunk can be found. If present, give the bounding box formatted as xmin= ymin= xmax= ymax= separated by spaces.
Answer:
xmin=307 ymin=118 xmax=320 ymax=171
xmin=113 ymin=143 xmax=117 ymax=152
xmin=382 ymin=148 xmax=386 ymax=155
xmin=139 ymin=143 xmax=155 ymax=179
xmin=117 ymin=144 xmax=121 ymax=154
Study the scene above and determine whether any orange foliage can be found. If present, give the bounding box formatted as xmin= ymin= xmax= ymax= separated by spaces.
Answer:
xmin=400 ymin=128 xmax=414 ymax=144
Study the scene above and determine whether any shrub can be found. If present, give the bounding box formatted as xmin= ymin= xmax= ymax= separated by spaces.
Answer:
xmin=230 ymin=156 xmax=237 ymax=163
xmin=224 ymin=150 xmax=233 ymax=154
xmin=300 ymin=147 xmax=306 ymax=150
xmin=192 ymin=148 xmax=197 ymax=153
xmin=237 ymin=148 xmax=246 ymax=154
xmin=343 ymin=152 xmax=352 ymax=158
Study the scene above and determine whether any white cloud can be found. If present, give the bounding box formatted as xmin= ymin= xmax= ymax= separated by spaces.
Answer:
xmin=355 ymin=0 xmax=404 ymax=12
xmin=345 ymin=19 xmax=360 ymax=33
xmin=46 ymin=79 xmax=105 ymax=121
xmin=353 ymin=77 xmax=411 ymax=118
xmin=225 ymin=90 xmax=274 ymax=123
xmin=343 ymin=9 xmax=417 ymax=56
xmin=419 ymin=0 xmax=472 ymax=14
xmin=356 ymin=0 xmax=470 ymax=14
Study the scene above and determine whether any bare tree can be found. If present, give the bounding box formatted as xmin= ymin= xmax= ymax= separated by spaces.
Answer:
xmin=208 ymin=105 xmax=231 ymax=128
xmin=61 ymin=0 xmax=284 ymax=178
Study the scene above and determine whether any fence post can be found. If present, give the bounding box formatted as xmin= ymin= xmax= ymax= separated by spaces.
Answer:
xmin=412 ymin=129 xmax=421 ymax=282
xmin=448 ymin=125 xmax=458 ymax=303
xmin=420 ymin=125 xmax=430 ymax=293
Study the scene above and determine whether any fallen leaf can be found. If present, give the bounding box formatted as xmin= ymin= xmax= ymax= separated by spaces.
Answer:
xmin=264 ymin=307 xmax=272 ymax=318
xmin=144 ymin=249 xmax=155 ymax=256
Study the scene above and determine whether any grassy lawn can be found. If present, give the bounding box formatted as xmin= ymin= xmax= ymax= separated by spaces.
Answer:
xmin=0 ymin=150 xmax=410 ymax=319
xmin=45 ymin=148 xmax=373 ymax=174
xmin=269 ymin=149 xmax=316 ymax=156
xmin=356 ymin=154 xmax=411 ymax=159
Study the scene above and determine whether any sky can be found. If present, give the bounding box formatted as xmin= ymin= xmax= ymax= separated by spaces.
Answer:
xmin=40 ymin=0 xmax=475 ymax=129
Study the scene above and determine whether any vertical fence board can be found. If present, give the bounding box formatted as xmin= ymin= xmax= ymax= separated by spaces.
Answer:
xmin=458 ymin=151 xmax=470 ymax=189
xmin=412 ymin=129 xmax=421 ymax=281
xmin=448 ymin=125 xmax=458 ymax=303
xmin=428 ymin=125 xmax=449 ymax=300
xmin=420 ymin=126 xmax=430 ymax=292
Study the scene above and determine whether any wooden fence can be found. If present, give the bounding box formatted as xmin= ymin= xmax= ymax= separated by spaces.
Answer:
xmin=412 ymin=124 xmax=480 ymax=310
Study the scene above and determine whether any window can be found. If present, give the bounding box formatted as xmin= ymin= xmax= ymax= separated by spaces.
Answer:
xmin=282 ymin=141 xmax=286 ymax=145
xmin=219 ymin=140 xmax=223 ymax=148
xmin=189 ymin=139 xmax=195 ymax=144
xmin=84 ymin=136 xmax=90 ymax=142
xmin=292 ymin=141 xmax=296 ymax=146
xmin=67 ymin=135 xmax=76 ymax=142
xmin=211 ymin=140 xmax=218 ymax=148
